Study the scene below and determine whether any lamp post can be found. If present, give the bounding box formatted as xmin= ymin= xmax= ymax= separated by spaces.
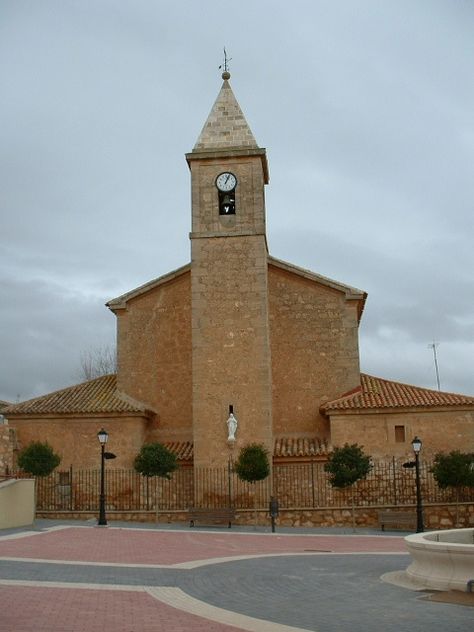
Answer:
xmin=97 ymin=428 xmax=108 ymax=526
xmin=412 ymin=436 xmax=424 ymax=533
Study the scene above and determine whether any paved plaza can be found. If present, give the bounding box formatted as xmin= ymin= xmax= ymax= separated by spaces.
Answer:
xmin=0 ymin=520 xmax=471 ymax=631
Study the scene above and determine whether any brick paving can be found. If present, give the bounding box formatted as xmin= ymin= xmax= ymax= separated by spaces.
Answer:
xmin=0 ymin=585 xmax=243 ymax=632
xmin=0 ymin=521 xmax=472 ymax=632
xmin=0 ymin=526 xmax=407 ymax=565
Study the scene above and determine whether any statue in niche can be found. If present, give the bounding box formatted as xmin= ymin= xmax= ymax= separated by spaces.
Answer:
xmin=226 ymin=412 xmax=238 ymax=443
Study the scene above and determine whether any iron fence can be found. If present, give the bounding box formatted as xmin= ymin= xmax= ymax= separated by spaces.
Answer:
xmin=30 ymin=458 xmax=474 ymax=512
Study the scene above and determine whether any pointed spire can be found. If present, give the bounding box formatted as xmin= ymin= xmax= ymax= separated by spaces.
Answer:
xmin=193 ymin=74 xmax=259 ymax=152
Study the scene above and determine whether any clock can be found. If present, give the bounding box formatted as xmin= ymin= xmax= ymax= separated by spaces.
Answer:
xmin=216 ymin=172 xmax=237 ymax=192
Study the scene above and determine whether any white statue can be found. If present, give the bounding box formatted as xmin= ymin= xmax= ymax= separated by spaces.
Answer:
xmin=226 ymin=412 xmax=238 ymax=442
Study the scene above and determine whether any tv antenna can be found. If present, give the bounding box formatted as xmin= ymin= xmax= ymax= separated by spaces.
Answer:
xmin=428 ymin=341 xmax=441 ymax=391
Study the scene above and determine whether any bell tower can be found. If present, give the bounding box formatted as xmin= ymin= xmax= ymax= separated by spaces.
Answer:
xmin=186 ymin=71 xmax=273 ymax=468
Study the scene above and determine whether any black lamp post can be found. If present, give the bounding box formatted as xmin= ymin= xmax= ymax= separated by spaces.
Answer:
xmin=97 ymin=428 xmax=108 ymax=526
xmin=412 ymin=436 xmax=424 ymax=533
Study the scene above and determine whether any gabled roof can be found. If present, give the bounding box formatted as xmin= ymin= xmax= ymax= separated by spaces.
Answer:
xmin=193 ymin=77 xmax=258 ymax=152
xmin=322 ymin=373 xmax=474 ymax=413
xmin=2 ymin=375 xmax=145 ymax=416
xmin=268 ymin=256 xmax=367 ymax=321
xmin=107 ymin=264 xmax=190 ymax=311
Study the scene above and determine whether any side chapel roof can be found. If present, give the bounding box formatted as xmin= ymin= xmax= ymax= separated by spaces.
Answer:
xmin=2 ymin=375 xmax=145 ymax=416
xmin=322 ymin=373 xmax=474 ymax=413
xmin=158 ymin=437 xmax=332 ymax=462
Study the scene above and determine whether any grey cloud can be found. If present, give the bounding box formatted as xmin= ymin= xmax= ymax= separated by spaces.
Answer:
xmin=1 ymin=1 xmax=473 ymax=400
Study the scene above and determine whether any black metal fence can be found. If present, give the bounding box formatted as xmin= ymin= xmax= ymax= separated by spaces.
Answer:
xmin=30 ymin=458 xmax=474 ymax=513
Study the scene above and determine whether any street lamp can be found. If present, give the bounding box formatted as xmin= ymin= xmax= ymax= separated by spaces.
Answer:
xmin=97 ymin=428 xmax=108 ymax=526
xmin=412 ymin=436 xmax=424 ymax=533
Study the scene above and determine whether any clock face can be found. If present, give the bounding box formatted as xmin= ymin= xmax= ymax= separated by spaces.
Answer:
xmin=216 ymin=172 xmax=237 ymax=192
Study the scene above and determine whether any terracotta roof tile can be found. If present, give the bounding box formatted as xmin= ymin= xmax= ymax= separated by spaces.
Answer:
xmin=273 ymin=437 xmax=330 ymax=458
xmin=162 ymin=441 xmax=193 ymax=462
xmin=322 ymin=374 xmax=474 ymax=412
xmin=157 ymin=437 xmax=332 ymax=462
xmin=2 ymin=375 xmax=144 ymax=416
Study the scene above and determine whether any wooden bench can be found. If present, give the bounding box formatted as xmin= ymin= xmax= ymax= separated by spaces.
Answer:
xmin=188 ymin=507 xmax=235 ymax=528
xmin=378 ymin=511 xmax=416 ymax=531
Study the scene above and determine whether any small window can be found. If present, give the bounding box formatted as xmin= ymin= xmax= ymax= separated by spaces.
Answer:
xmin=395 ymin=425 xmax=406 ymax=443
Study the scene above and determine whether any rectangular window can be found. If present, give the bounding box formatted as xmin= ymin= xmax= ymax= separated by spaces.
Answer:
xmin=395 ymin=425 xmax=406 ymax=443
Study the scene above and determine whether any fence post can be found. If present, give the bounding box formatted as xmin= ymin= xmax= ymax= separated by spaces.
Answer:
xmin=227 ymin=459 xmax=233 ymax=507
xmin=392 ymin=457 xmax=397 ymax=505
xmin=69 ymin=465 xmax=73 ymax=511
xmin=311 ymin=460 xmax=316 ymax=508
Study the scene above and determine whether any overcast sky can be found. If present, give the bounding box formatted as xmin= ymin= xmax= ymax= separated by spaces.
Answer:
xmin=1 ymin=0 xmax=473 ymax=403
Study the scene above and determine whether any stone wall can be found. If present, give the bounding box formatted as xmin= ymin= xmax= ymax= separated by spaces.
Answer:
xmin=274 ymin=503 xmax=474 ymax=530
xmin=0 ymin=424 xmax=16 ymax=475
xmin=329 ymin=408 xmax=474 ymax=459
xmin=191 ymin=234 xmax=273 ymax=468
xmin=115 ymin=271 xmax=193 ymax=444
xmin=36 ymin=504 xmax=474 ymax=530
xmin=10 ymin=415 xmax=147 ymax=469
xmin=190 ymin=153 xmax=273 ymax=469
xmin=268 ymin=264 xmax=360 ymax=439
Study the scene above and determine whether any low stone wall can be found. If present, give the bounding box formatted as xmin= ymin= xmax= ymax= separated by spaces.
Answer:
xmin=280 ymin=504 xmax=474 ymax=529
xmin=37 ymin=502 xmax=474 ymax=530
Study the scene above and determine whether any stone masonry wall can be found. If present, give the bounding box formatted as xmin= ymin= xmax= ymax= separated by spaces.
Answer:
xmin=0 ymin=424 xmax=16 ymax=475
xmin=330 ymin=409 xmax=474 ymax=458
xmin=116 ymin=272 xmax=193 ymax=443
xmin=10 ymin=415 xmax=147 ymax=469
xmin=190 ymin=157 xmax=266 ymax=237
xmin=191 ymin=233 xmax=273 ymax=467
xmin=269 ymin=264 xmax=360 ymax=439
xmin=190 ymin=153 xmax=272 ymax=469
xmin=36 ymin=504 xmax=474 ymax=530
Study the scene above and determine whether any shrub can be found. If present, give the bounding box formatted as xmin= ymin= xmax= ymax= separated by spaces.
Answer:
xmin=17 ymin=442 xmax=61 ymax=477
xmin=133 ymin=443 xmax=178 ymax=480
xmin=234 ymin=443 xmax=270 ymax=484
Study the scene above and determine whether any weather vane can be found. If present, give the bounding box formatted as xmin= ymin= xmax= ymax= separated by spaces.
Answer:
xmin=219 ymin=47 xmax=232 ymax=79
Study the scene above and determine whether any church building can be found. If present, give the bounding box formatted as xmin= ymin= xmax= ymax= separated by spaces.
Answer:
xmin=3 ymin=72 xmax=474 ymax=472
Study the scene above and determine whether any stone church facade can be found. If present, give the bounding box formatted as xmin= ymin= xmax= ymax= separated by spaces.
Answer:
xmin=3 ymin=74 xmax=474 ymax=472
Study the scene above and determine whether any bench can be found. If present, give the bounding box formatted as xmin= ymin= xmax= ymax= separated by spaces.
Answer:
xmin=188 ymin=507 xmax=235 ymax=528
xmin=378 ymin=511 xmax=416 ymax=531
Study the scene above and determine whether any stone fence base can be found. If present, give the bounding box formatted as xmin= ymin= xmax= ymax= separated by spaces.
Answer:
xmin=36 ymin=502 xmax=474 ymax=530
